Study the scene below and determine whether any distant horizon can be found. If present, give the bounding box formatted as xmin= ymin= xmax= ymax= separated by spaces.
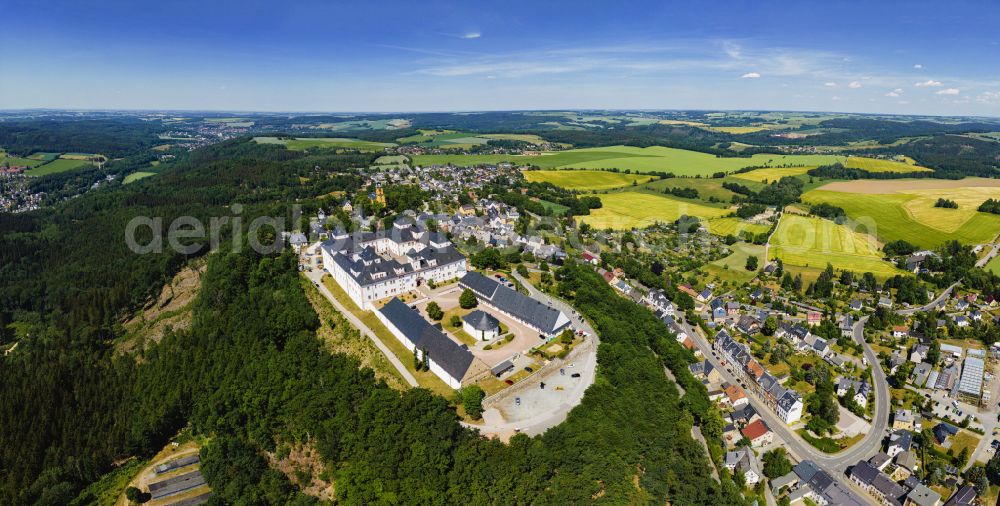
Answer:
xmin=3 ymin=107 xmax=999 ymax=121
xmin=3 ymin=0 xmax=999 ymax=115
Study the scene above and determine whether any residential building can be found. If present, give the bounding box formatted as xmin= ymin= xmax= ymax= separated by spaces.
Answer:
xmin=791 ymin=460 xmax=868 ymax=506
xmin=849 ymin=460 xmax=908 ymax=506
xmin=724 ymin=384 xmax=749 ymax=408
xmin=887 ymin=430 xmax=913 ymax=458
xmin=893 ymin=409 xmax=915 ymax=431
xmin=943 ymin=485 xmax=977 ymax=506
xmin=905 ymin=484 xmax=941 ymax=506
xmin=741 ymin=419 xmax=772 ymax=447
xmin=724 ymin=448 xmax=762 ymax=485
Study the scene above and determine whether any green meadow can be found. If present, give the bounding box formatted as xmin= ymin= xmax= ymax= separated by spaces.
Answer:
xmin=25 ymin=158 xmax=91 ymax=176
xmin=124 ymin=171 xmax=156 ymax=184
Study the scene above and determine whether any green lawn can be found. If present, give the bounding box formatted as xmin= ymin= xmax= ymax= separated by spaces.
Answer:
xmin=523 ymin=169 xmax=655 ymax=191
xmin=769 ymin=214 xmax=901 ymax=277
xmin=537 ymin=199 xmax=570 ymax=214
xmin=24 ymin=158 xmax=91 ymax=176
xmin=701 ymin=242 xmax=765 ymax=284
xmin=580 ymin=191 xmax=730 ymax=230
xmin=803 ymin=184 xmax=1000 ymax=248
xmin=413 ymin=145 xmax=847 ymax=176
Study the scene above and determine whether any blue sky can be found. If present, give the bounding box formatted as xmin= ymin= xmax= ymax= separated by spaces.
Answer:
xmin=3 ymin=0 xmax=999 ymax=116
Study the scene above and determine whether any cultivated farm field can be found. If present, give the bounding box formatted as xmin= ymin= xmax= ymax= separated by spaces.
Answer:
xmin=731 ymin=166 xmax=814 ymax=183
xmin=414 ymin=145 xmax=846 ymax=176
xmin=580 ymin=191 xmax=730 ymax=229
xmin=769 ymin=214 xmax=900 ymax=278
xmin=523 ymin=170 xmax=655 ymax=191
xmin=843 ymin=156 xmax=931 ymax=173
xmin=641 ymin=177 xmax=743 ymax=202
xmin=803 ymin=178 xmax=1000 ymax=248
xmin=705 ymin=217 xmax=772 ymax=237
xmin=253 ymin=136 xmax=395 ymax=151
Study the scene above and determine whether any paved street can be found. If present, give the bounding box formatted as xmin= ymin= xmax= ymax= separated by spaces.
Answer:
xmin=898 ymin=281 xmax=959 ymax=315
xmin=681 ymin=314 xmax=888 ymax=498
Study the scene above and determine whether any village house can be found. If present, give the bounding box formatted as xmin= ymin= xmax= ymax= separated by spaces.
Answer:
xmin=724 ymin=448 xmax=762 ymax=485
xmin=741 ymin=419 xmax=773 ymax=448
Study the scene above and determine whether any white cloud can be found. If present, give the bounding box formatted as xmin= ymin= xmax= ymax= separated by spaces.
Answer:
xmin=741 ymin=72 xmax=761 ymax=78
xmin=885 ymin=88 xmax=903 ymax=97
xmin=460 ymin=32 xmax=481 ymax=39
xmin=936 ymin=88 xmax=960 ymax=95
xmin=914 ymin=79 xmax=942 ymax=87
xmin=848 ymin=81 xmax=862 ymax=89
xmin=913 ymin=64 xmax=923 ymax=69
xmin=824 ymin=82 xmax=837 ymax=87
xmin=977 ymin=91 xmax=1000 ymax=104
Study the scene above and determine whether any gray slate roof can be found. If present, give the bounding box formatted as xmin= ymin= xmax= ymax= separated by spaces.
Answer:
xmin=380 ymin=298 xmax=474 ymax=382
xmin=463 ymin=310 xmax=499 ymax=331
xmin=460 ymin=272 xmax=568 ymax=334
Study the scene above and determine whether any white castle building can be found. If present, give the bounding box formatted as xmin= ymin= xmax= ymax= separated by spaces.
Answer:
xmin=322 ymin=216 xmax=468 ymax=310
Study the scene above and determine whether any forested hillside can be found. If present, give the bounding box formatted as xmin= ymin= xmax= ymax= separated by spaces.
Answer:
xmin=0 ymin=119 xmax=165 ymax=157
xmin=0 ymin=138 xmax=741 ymax=505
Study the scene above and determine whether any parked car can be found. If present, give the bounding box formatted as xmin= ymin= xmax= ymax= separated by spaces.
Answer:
xmin=525 ymin=366 xmax=534 ymax=372
xmin=504 ymin=379 xmax=514 ymax=385
xmin=571 ymin=373 xmax=581 ymax=378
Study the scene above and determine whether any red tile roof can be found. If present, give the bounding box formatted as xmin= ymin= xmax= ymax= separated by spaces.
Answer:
xmin=741 ymin=419 xmax=770 ymax=440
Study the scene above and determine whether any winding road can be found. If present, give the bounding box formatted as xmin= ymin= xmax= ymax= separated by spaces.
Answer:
xmin=684 ymin=316 xmax=888 ymax=471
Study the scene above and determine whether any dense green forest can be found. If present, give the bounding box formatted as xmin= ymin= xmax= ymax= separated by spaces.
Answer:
xmin=0 ymin=119 xmax=166 ymax=157
xmin=0 ymin=137 xmax=742 ymax=505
